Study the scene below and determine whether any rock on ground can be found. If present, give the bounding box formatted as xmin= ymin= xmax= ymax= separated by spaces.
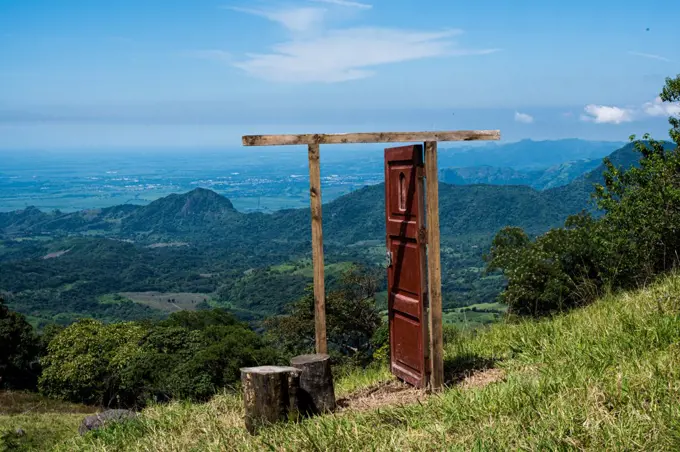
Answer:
xmin=79 ymin=409 xmax=137 ymax=435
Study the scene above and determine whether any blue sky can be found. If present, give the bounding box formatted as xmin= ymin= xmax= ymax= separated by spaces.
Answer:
xmin=0 ymin=0 xmax=678 ymax=149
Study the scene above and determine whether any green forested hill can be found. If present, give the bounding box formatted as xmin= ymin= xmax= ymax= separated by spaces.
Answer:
xmin=2 ymin=142 xmax=651 ymax=326
xmin=440 ymin=158 xmax=602 ymax=190
xmin=0 ymin=180 xmax=586 ymax=244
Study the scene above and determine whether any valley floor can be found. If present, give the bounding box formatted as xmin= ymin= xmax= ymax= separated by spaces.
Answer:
xmin=4 ymin=274 xmax=680 ymax=451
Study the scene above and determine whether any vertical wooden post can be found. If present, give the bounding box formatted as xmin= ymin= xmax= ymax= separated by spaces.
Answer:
xmin=307 ymin=143 xmax=327 ymax=354
xmin=424 ymin=141 xmax=444 ymax=390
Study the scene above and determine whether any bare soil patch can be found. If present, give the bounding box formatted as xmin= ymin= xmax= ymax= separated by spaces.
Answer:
xmin=337 ymin=380 xmax=425 ymax=412
xmin=459 ymin=367 xmax=505 ymax=390
xmin=337 ymin=367 xmax=505 ymax=412
xmin=146 ymin=242 xmax=189 ymax=249
xmin=42 ymin=249 xmax=70 ymax=259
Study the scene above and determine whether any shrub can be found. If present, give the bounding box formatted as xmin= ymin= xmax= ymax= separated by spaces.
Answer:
xmin=487 ymin=74 xmax=680 ymax=317
xmin=0 ymin=298 xmax=41 ymax=390
xmin=38 ymin=319 xmax=145 ymax=406
xmin=38 ymin=309 xmax=279 ymax=408
xmin=265 ymin=266 xmax=384 ymax=366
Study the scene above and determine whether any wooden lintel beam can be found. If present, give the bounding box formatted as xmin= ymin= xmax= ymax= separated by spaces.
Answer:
xmin=242 ymin=130 xmax=500 ymax=146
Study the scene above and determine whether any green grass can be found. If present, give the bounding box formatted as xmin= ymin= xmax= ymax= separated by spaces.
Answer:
xmin=442 ymin=309 xmax=501 ymax=329
xmin=0 ymin=391 xmax=97 ymax=451
xmin=461 ymin=302 xmax=507 ymax=312
xmin=292 ymin=262 xmax=354 ymax=278
xmin=13 ymin=273 xmax=680 ymax=450
xmin=442 ymin=301 xmax=508 ymax=329
xmin=269 ymin=260 xmax=354 ymax=279
xmin=118 ymin=292 xmax=212 ymax=313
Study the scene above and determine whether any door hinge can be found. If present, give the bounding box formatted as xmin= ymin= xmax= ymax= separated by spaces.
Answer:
xmin=419 ymin=227 xmax=428 ymax=244
xmin=386 ymin=250 xmax=393 ymax=267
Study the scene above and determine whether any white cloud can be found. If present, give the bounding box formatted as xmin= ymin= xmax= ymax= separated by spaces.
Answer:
xmin=310 ymin=0 xmax=372 ymax=9
xmin=642 ymin=96 xmax=680 ymax=117
xmin=580 ymin=96 xmax=680 ymax=125
xmin=514 ymin=111 xmax=534 ymax=123
xmin=628 ymin=51 xmax=671 ymax=63
xmin=220 ymin=3 xmax=499 ymax=83
xmin=233 ymin=28 xmax=499 ymax=83
xmin=580 ymin=105 xmax=634 ymax=124
xmin=227 ymin=6 xmax=326 ymax=33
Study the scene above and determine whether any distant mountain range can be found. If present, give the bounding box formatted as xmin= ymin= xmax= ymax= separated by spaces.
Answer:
xmin=0 ymin=141 xmax=666 ymax=325
xmin=439 ymin=139 xmax=625 ymax=170
xmin=438 ymin=139 xmax=629 ymax=190
xmin=440 ymin=158 xmax=602 ymax=190
xmin=1 ymin=142 xmax=649 ymax=242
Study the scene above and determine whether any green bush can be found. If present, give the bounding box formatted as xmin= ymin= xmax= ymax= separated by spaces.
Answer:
xmin=487 ymin=74 xmax=680 ymax=317
xmin=265 ymin=266 xmax=383 ymax=366
xmin=38 ymin=309 xmax=278 ymax=408
xmin=38 ymin=319 xmax=146 ymax=405
xmin=487 ymin=214 xmax=605 ymax=316
xmin=0 ymin=297 xmax=41 ymax=390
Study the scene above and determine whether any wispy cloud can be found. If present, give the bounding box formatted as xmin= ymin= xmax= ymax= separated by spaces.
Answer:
xmin=642 ymin=96 xmax=680 ymax=117
xmin=233 ymin=28 xmax=499 ymax=83
xmin=580 ymin=105 xmax=634 ymax=124
xmin=514 ymin=111 xmax=534 ymax=123
xmin=310 ymin=0 xmax=372 ymax=9
xmin=219 ymin=3 xmax=499 ymax=83
xmin=226 ymin=6 xmax=326 ymax=33
xmin=628 ymin=51 xmax=671 ymax=62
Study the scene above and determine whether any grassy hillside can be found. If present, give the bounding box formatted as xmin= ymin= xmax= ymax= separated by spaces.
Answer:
xmin=9 ymin=272 xmax=676 ymax=451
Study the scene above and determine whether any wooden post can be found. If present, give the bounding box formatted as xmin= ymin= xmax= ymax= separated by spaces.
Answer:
xmin=307 ymin=143 xmax=327 ymax=354
xmin=290 ymin=354 xmax=336 ymax=414
xmin=240 ymin=366 xmax=301 ymax=434
xmin=424 ymin=141 xmax=444 ymax=390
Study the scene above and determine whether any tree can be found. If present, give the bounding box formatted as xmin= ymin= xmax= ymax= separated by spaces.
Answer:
xmin=119 ymin=312 xmax=278 ymax=405
xmin=0 ymin=298 xmax=41 ymax=389
xmin=38 ymin=319 xmax=146 ymax=406
xmin=265 ymin=266 xmax=383 ymax=365
xmin=486 ymin=216 xmax=604 ymax=316
xmin=487 ymin=74 xmax=680 ymax=316
xmin=39 ymin=309 xmax=279 ymax=408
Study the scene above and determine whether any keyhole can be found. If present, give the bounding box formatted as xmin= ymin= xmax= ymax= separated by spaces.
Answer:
xmin=398 ymin=172 xmax=407 ymax=211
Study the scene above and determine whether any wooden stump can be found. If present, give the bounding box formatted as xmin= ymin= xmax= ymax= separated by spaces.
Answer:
xmin=240 ymin=365 xmax=301 ymax=434
xmin=290 ymin=354 xmax=336 ymax=414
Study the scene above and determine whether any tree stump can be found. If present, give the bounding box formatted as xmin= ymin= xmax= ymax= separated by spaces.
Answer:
xmin=290 ymin=354 xmax=336 ymax=414
xmin=240 ymin=365 xmax=301 ymax=434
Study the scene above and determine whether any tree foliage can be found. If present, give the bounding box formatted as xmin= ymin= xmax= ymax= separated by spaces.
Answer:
xmin=487 ymin=74 xmax=680 ymax=316
xmin=265 ymin=266 xmax=383 ymax=365
xmin=38 ymin=319 xmax=146 ymax=406
xmin=0 ymin=297 xmax=41 ymax=389
xmin=38 ymin=309 xmax=278 ymax=408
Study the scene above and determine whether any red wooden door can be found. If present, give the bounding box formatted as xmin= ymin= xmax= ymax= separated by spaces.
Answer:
xmin=384 ymin=144 xmax=429 ymax=388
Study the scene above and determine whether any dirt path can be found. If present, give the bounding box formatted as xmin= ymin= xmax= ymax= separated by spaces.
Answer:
xmin=336 ymin=367 xmax=505 ymax=412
